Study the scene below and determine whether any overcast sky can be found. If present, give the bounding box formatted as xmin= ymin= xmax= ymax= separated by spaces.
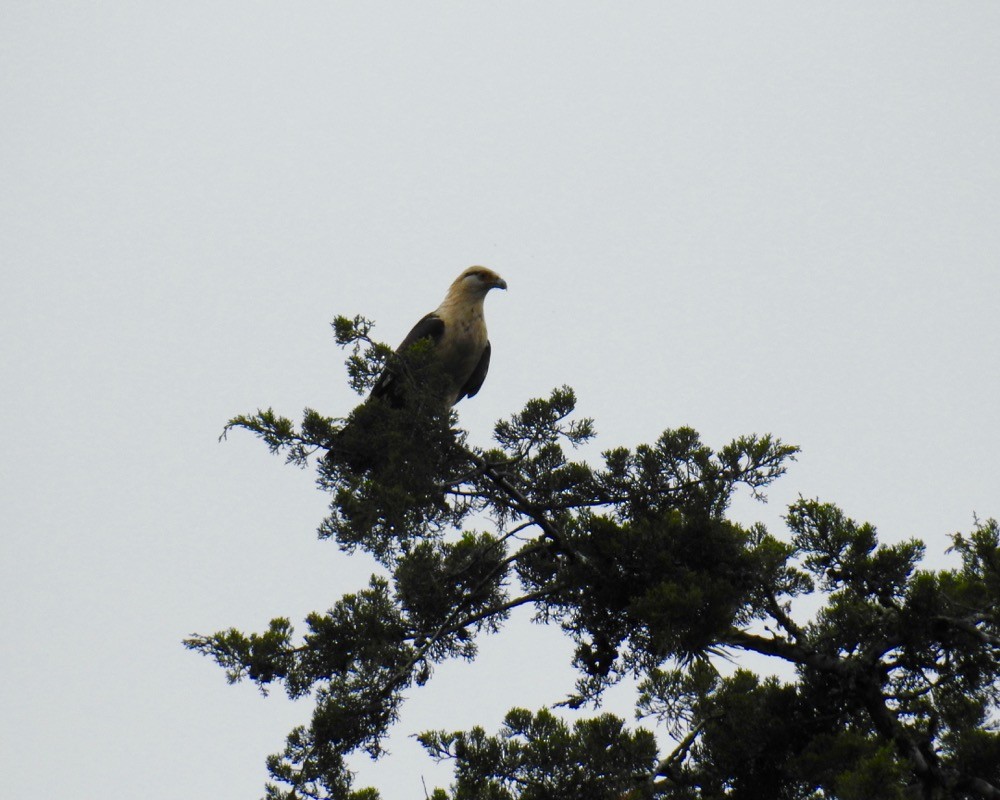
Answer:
xmin=2 ymin=4 xmax=998 ymax=798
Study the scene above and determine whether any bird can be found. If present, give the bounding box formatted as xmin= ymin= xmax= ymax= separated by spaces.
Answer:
xmin=369 ymin=266 xmax=507 ymax=407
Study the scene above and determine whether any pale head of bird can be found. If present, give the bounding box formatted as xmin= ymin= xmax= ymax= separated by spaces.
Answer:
xmin=452 ymin=266 xmax=508 ymax=297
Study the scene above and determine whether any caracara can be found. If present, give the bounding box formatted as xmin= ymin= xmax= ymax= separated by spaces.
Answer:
xmin=370 ymin=266 xmax=507 ymax=407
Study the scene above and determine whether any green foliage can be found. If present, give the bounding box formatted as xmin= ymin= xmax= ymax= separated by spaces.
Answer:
xmin=186 ymin=618 xmax=295 ymax=690
xmin=189 ymin=316 xmax=1000 ymax=800
xmin=418 ymin=708 xmax=657 ymax=800
xmin=318 ymin=395 xmax=469 ymax=563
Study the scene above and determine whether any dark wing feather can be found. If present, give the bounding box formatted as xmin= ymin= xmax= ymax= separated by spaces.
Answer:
xmin=370 ymin=312 xmax=446 ymax=404
xmin=456 ymin=340 xmax=491 ymax=402
xmin=395 ymin=312 xmax=446 ymax=352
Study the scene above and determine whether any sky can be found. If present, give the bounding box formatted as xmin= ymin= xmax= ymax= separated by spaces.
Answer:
xmin=2 ymin=3 xmax=998 ymax=798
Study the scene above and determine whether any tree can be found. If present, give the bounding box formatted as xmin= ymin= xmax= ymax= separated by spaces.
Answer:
xmin=187 ymin=316 xmax=1000 ymax=800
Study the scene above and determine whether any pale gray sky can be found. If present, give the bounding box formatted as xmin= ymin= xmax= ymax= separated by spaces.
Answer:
xmin=2 ymin=4 xmax=998 ymax=798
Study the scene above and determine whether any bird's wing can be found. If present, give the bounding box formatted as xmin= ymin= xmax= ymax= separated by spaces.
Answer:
xmin=370 ymin=312 xmax=446 ymax=402
xmin=456 ymin=340 xmax=491 ymax=402
xmin=395 ymin=312 xmax=446 ymax=352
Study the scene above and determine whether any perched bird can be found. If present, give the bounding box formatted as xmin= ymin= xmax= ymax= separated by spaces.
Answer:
xmin=370 ymin=266 xmax=507 ymax=407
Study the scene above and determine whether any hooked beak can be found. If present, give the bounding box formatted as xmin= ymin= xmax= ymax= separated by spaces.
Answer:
xmin=494 ymin=277 xmax=508 ymax=291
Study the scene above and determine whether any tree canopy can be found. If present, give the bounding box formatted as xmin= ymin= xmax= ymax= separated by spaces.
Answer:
xmin=188 ymin=315 xmax=1000 ymax=800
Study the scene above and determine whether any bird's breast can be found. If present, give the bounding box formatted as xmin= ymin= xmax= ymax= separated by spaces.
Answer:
xmin=438 ymin=312 xmax=486 ymax=370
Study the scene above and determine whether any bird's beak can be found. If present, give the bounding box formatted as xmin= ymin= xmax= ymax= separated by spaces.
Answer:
xmin=495 ymin=277 xmax=508 ymax=291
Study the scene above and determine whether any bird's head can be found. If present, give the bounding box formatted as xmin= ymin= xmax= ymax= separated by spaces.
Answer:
xmin=453 ymin=266 xmax=508 ymax=296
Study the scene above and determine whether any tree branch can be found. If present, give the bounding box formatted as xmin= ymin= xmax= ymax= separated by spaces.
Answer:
xmin=766 ymin=593 xmax=805 ymax=642
xmin=935 ymin=615 xmax=1000 ymax=648
xmin=721 ymin=628 xmax=848 ymax=674
xmin=467 ymin=449 xmax=583 ymax=563
xmin=648 ymin=715 xmax=721 ymax=788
